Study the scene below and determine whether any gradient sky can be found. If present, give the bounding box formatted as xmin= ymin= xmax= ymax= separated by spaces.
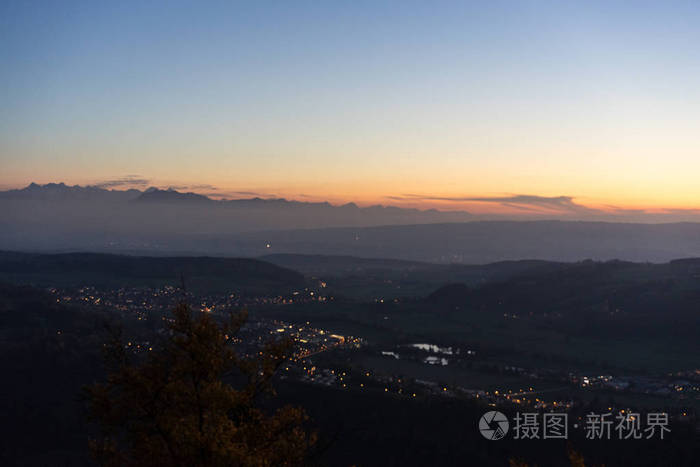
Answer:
xmin=1 ymin=1 xmax=699 ymax=215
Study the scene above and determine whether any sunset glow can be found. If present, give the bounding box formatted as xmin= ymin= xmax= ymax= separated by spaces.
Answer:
xmin=2 ymin=1 xmax=699 ymax=218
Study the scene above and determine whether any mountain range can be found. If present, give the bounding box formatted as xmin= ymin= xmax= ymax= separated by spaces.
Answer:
xmin=1 ymin=182 xmax=465 ymax=213
xmin=3 ymin=183 xmax=700 ymax=263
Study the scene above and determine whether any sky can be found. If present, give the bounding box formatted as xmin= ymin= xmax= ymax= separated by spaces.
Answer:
xmin=1 ymin=1 xmax=699 ymax=216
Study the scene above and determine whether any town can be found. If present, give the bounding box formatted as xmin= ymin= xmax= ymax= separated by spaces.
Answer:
xmin=47 ymin=284 xmax=699 ymax=426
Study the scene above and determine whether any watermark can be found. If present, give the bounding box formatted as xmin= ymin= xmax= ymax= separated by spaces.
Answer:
xmin=479 ymin=411 xmax=510 ymax=440
xmin=480 ymin=411 xmax=670 ymax=440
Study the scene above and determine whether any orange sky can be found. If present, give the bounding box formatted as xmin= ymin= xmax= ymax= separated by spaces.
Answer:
xmin=2 ymin=2 xmax=700 ymax=219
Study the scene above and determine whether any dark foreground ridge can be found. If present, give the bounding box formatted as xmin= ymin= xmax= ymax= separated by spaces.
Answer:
xmin=0 ymin=251 xmax=306 ymax=295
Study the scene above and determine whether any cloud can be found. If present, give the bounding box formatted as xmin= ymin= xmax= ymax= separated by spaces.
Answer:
xmin=658 ymin=208 xmax=700 ymax=214
xmin=94 ymin=181 xmax=221 ymax=192
xmin=163 ymin=184 xmax=218 ymax=191
xmin=201 ymin=190 xmax=281 ymax=199
xmin=92 ymin=175 xmax=150 ymax=188
xmin=228 ymin=191 xmax=261 ymax=196
xmin=389 ymin=194 xmax=600 ymax=214
xmin=385 ymin=193 xmax=700 ymax=221
xmin=466 ymin=195 xmax=596 ymax=213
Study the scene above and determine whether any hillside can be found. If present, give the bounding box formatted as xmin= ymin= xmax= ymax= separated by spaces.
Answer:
xmin=427 ymin=259 xmax=700 ymax=339
xmin=0 ymin=251 xmax=306 ymax=295
xmin=259 ymin=254 xmax=433 ymax=275
xmin=234 ymin=221 xmax=700 ymax=263
xmin=260 ymin=254 xmax=567 ymax=299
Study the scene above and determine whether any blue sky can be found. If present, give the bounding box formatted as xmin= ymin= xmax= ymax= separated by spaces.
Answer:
xmin=2 ymin=1 xmax=699 ymax=212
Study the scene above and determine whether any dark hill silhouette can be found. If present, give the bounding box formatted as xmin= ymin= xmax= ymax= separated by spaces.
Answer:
xmin=259 ymin=253 xmax=432 ymax=275
xmin=426 ymin=282 xmax=471 ymax=304
xmin=261 ymin=254 xmax=563 ymax=282
xmin=0 ymin=251 xmax=305 ymax=295
xmin=232 ymin=221 xmax=700 ymax=263
xmin=426 ymin=259 xmax=700 ymax=330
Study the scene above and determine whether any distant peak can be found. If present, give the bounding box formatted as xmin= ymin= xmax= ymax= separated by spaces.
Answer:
xmin=135 ymin=187 xmax=212 ymax=203
xmin=25 ymin=181 xmax=70 ymax=190
xmin=4 ymin=182 xmax=141 ymax=201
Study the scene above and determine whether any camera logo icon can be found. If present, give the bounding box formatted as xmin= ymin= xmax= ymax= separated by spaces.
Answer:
xmin=479 ymin=411 xmax=509 ymax=440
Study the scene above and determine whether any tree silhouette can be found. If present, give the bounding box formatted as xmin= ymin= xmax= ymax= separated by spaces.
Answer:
xmin=86 ymin=302 xmax=316 ymax=467
xmin=509 ymin=444 xmax=596 ymax=467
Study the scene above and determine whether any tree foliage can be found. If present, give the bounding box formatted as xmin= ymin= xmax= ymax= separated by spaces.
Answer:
xmin=86 ymin=302 xmax=316 ymax=467
xmin=509 ymin=445 xmax=599 ymax=467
